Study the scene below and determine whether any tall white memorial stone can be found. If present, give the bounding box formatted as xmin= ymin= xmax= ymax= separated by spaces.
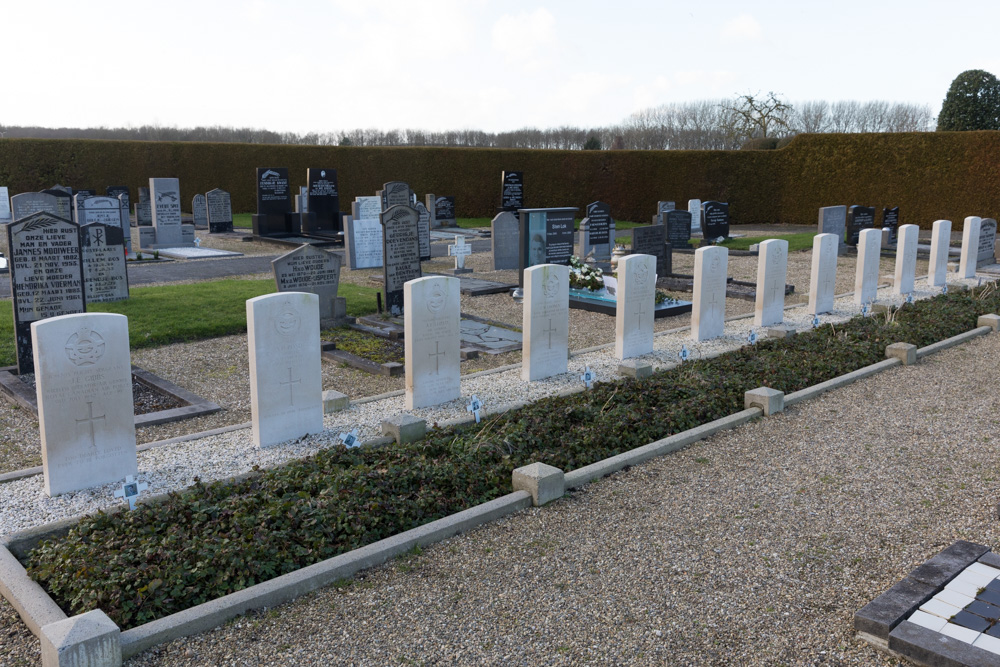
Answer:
xmin=32 ymin=313 xmax=137 ymax=496
xmin=928 ymin=219 xmax=952 ymax=287
xmin=894 ymin=224 xmax=919 ymax=296
xmin=615 ymin=254 xmax=656 ymax=360
xmin=753 ymin=239 xmax=788 ymax=327
xmin=855 ymin=228 xmax=882 ymax=306
xmin=150 ymin=177 xmax=183 ymax=246
xmin=405 ymin=276 xmax=461 ymax=409
xmin=246 ymin=292 xmax=324 ymax=448
xmin=959 ymin=216 xmax=982 ymax=279
xmin=522 ymin=264 xmax=569 ymax=381
xmin=691 ymin=246 xmax=728 ymax=342
xmin=688 ymin=199 xmax=702 ymax=235
xmin=808 ymin=233 xmax=838 ymax=315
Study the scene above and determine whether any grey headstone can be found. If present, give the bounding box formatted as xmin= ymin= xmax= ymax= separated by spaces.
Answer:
xmin=344 ymin=215 xmax=383 ymax=270
xmin=382 ymin=181 xmax=411 ymax=210
xmin=135 ymin=199 xmax=152 ymax=226
xmin=76 ymin=195 xmax=131 ymax=254
xmin=150 ymin=178 xmax=183 ymax=245
xmin=819 ymin=205 xmax=848 ymax=255
xmin=415 ymin=202 xmax=431 ymax=262
xmin=192 ymin=194 xmax=208 ymax=229
xmin=978 ymin=218 xmax=997 ymax=267
xmin=0 ymin=186 xmax=11 ymax=222
xmin=491 ymin=211 xmax=519 ymax=270
xmin=81 ymin=223 xmax=129 ymax=303
xmin=381 ymin=205 xmax=422 ymax=316
xmin=665 ymin=210 xmax=692 ymax=249
xmin=206 ymin=188 xmax=233 ymax=233
xmin=41 ymin=189 xmax=73 ymax=221
xmin=10 ymin=192 xmax=60 ymax=222
xmin=632 ymin=225 xmax=670 ymax=276
xmin=272 ymin=244 xmax=343 ymax=320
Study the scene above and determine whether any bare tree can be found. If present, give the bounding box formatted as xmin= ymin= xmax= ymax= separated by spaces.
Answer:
xmin=720 ymin=91 xmax=794 ymax=142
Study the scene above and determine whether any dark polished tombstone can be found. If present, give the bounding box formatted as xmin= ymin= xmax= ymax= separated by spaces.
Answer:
xmin=882 ymin=206 xmax=899 ymax=245
xmin=206 ymin=188 xmax=233 ymax=233
xmin=380 ymin=205 xmax=422 ymax=316
xmin=501 ymin=171 xmax=523 ymax=211
xmin=435 ymin=196 xmax=456 ymax=225
xmin=702 ymin=201 xmax=730 ymax=239
xmin=847 ymin=205 xmax=875 ymax=246
xmin=665 ymin=210 xmax=692 ymax=248
xmin=633 ymin=225 xmax=671 ymax=276
xmin=517 ymin=207 xmax=577 ymax=286
xmin=306 ymin=168 xmax=340 ymax=234
xmin=7 ymin=212 xmax=86 ymax=373
xmin=253 ymin=167 xmax=295 ymax=236
xmin=586 ymin=201 xmax=611 ymax=246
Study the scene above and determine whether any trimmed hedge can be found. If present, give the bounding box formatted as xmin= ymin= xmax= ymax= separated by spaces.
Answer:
xmin=1 ymin=133 xmax=999 ymax=227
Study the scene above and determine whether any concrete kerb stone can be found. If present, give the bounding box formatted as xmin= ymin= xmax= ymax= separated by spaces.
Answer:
xmin=512 ymin=463 xmax=565 ymax=506
xmin=618 ymin=359 xmax=653 ymax=379
xmin=744 ymin=387 xmax=784 ymax=415
xmin=381 ymin=413 xmax=426 ymax=444
xmin=785 ymin=359 xmax=901 ymax=408
xmin=322 ymin=390 xmax=349 ymax=414
xmin=0 ymin=546 xmax=67 ymax=637
xmin=40 ymin=609 xmax=120 ymax=667
xmin=117 ymin=490 xmax=532 ymax=659
xmin=885 ymin=343 xmax=917 ymax=366
xmin=977 ymin=313 xmax=1000 ymax=331
xmin=915 ymin=326 xmax=991 ymax=360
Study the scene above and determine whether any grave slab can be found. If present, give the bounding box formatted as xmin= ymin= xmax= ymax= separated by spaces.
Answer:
xmin=153 ymin=247 xmax=243 ymax=259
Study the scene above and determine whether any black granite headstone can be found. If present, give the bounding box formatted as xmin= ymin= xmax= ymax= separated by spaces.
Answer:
xmin=517 ymin=207 xmax=577 ymax=285
xmin=882 ymin=207 xmax=899 ymax=245
xmin=256 ymin=168 xmax=291 ymax=215
xmin=501 ymin=171 xmax=524 ymax=211
xmin=435 ymin=196 xmax=456 ymax=222
xmin=7 ymin=212 xmax=86 ymax=374
xmin=847 ymin=205 xmax=876 ymax=246
xmin=380 ymin=205 xmax=422 ymax=316
xmin=703 ymin=201 xmax=730 ymax=239
xmin=206 ymin=189 xmax=234 ymax=233
xmin=633 ymin=225 xmax=670 ymax=276
xmin=307 ymin=168 xmax=340 ymax=233
xmin=665 ymin=210 xmax=692 ymax=248
xmin=586 ymin=201 xmax=611 ymax=246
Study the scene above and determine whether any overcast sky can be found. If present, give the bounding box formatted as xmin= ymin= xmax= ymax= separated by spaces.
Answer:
xmin=4 ymin=0 xmax=998 ymax=134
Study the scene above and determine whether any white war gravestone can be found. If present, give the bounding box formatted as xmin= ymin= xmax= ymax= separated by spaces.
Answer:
xmin=691 ymin=246 xmax=728 ymax=342
xmin=271 ymin=244 xmax=343 ymax=322
xmin=959 ymin=216 xmax=982 ymax=279
xmin=246 ymin=292 xmax=324 ymax=448
xmin=150 ymin=177 xmax=184 ymax=246
xmin=928 ymin=219 xmax=952 ymax=287
xmin=893 ymin=224 xmax=919 ymax=296
xmin=808 ymin=233 xmax=838 ymax=316
xmin=521 ymin=264 xmax=569 ymax=381
xmin=0 ymin=186 xmax=10 ymax=222
xmin=615 ymin=254 xmax=656 ymax=360
xmin=32 ymin=312 xmax=137 ymax=496
xmin=854 ymin=228 xmax=882 ymax=306
xmin=404 ymin=275 xmax=461 ymax=409
xmin=688 ymin=199 xmax=702 ymax=235
xmin=754 ymin=239 xmax=788 ymax=327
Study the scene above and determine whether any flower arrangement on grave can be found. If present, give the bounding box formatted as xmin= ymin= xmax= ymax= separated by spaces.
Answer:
xmin=655 ymin=290 xmax=679 ymax=305
xmin=568 ymin=255 xmax=605 ymax=291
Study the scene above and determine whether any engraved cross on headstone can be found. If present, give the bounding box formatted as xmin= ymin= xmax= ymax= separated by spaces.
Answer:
xmin=635 ymin=301 xmax=647 ymax=330
xmin=448 ymin=235 xmax=472 ymax=270
xmin=429 ymin=341 xmax=446 ymax=374
xmin=544 ymin=319 xmax=557 ymax=349
xmin=76 ymin=402 xmax=106 ymax=448
xmin=770 ymin=280 xmax=783 ymax=302
xmin=114 ymin=475 xmax=148 ymax=511
xmin=279 ymin=367 xmax=301 ymax=405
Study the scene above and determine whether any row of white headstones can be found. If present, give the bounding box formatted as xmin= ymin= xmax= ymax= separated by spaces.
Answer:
xmin=32 ymin=217 xmax=975 ymax=497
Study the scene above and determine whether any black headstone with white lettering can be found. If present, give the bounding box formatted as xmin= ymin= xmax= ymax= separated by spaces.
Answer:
xmin=7 ymin=212 xmax=86 ymax=374
xmin=380 ymin=205 xmax=422 ymax=316
xmin=501 ymin=171 xmax=524 ymax=211
xmin=665 ymin=210 xmax=692 ymax=248
xmin=847 ymin=205 xmax=875 ymax=246
xmin=882 ymin=207 xmax=899 ymax=245
xmin=435 ymin=196 xmax=456 ymax=225
xmin=633 ymin=225 xmax=671 ymax=276
xmin=307 ymin=168 xmax=340 ymax=234
xmin=254 ymin=168 xmax=293 ymax=236
xmin=517 ymin=207 xmax=577 ymax=285
xmin=585 ymin=201 xmax=611 ymax=246
xmin=702 ymin=201 xmax=730 ymax=239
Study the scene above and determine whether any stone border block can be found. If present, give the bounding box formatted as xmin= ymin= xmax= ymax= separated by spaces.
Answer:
xmin=907 ymin=540 xmax=990 ymax=588
xmin=744 ymin=387 xmax=784 ymax=416
xmin=618 ymin=359 xmax=653 ymax=379
xmin=512 ymin=462 xmax=565 ymax=506
xmin=381 ymin=413 xmax=426 ymax=444
xmin=765 ymin=325 xmax=794 ymax=339
xmin=322 ymin=390 xmax=349 ymax=414
xmin=854 ymin=576 xmax=938 ymax=640
xmin=889 ymin=620 xmax=999 ymax=667
xmin=40 ymin=609 xmax=121 ymax=667
xmin=885 ymin=342 xmax=917 ymax=366
xmin=978 ymin=314 xmax=1000 ymax=332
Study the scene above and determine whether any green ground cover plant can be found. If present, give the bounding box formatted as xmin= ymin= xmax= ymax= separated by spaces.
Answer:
xmin=0 ymin=280 xmax=380 ymax=366
xmin=321 ymin=326 xmax=404 ymax=364
xmin=22 ymin=286 xmax=1000 ymax=629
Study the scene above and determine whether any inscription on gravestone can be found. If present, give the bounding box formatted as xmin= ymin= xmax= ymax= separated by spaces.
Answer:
xmin=382 ymin=182 xmax=411 ymax=210
xmin=150 ymin=178 xmax=183 ymax=246
xmin=10 ymin=192 xmax=60 ymax=222
xmin=415 ymin=202 xmax=432 ymax=261
xmin=354 ymin=196 xmax=381 ymax=221
xmin=381 ymin=205 xmax=423 ymax=316
xmin=8 ymin=212 xmax=86 ymax=373
xmin=257 ymin=168 xmax=291 ymax=214
xmin=81 ymin=223 xmax=129 ymax=303
xmin=703 ymin=201 xmax=729 ymax=239
xmin=41 ymin=189 xmax=73 ymax=221
xmin=206 ymin=188 xmax=233 ymax=233
xmin=77 ymin=196 xmax=130 ymax=253
xmin=491 ymin=211 xmax=519 ymax=270
xmin=501 ymin=171 xmax=524 ymax=211
xmin=882 ymin=206 xmax=899 ymax=245
xmin=666 ymin=210 xmax=692 ymax=248
xmin=847 ymin=205 xmax=875 ymax=246
xmin=272 ymin=245 xmax=342 ymax=320
xmin=518 ymin=208 xmax=577 ymax=285
xmin=135 ymin=199 xmax=152 ymax=226
xmin=586 ymin=201 xmax=611 ymax=246
xmin=435 ymin=196 xmax=456 ymax=224
xmin=346 ymin=217 xmax=383 ymax=269
xmin=0 ymin=186 xmax=10 ymax=223
xmin=978 ymin=218 xmax=997 ymax=266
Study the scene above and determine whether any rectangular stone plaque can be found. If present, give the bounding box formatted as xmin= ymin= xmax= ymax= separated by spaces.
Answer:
xmin=345 ymin=217 xmax=383 ymax=270
xmin=81 ymin=223 xmax=129 ymax=303
xmin=135 ymin=199 xmax=152 ymax=226
xmin=847 ymin=205 xmax=875 ymax=247
xmin=691 ymin=246 xmax=728 ymax=342
xmin=978 ymin=218 xmax=997 ymax=266
xmin=689 ymin=199 xmax=702 ymax=234
xmin=257 ymin=168 xmax=291 ymax=215
xmin=354 ymin=196 xmax=381 ymax=221
xmin=32 ymin=312 xmax=137 ymax=496
xmin=10 ymin=192 xmax=60 ymax=222
xmin=272 ymin=244 xmax=342 ymax=320
xmin=501 ymin=171 xmax=523 ymax=211
xmin=754 ymin=239 xmax=788 ymax=327
xmin=415 ymin=202 xmax=432 ymax=261
xmin=206 ymin=188 xmax=233 ymax=233
xmin=381 ymin=205 xmax=423 ymax=315
xmin=192 ymin=194 xmax=208 ymax=229
xmin=150 ymin=178 xmax=183 ymax=246
xmin=819 ymin=205 xmax=848 ymax=254
xmin=616 ymin=254 xmax=656 ymax=360
xmin=8 ymin=212 xmax=86 ymax=374
xmin=522 ymin=264 xmax=569 ymax=381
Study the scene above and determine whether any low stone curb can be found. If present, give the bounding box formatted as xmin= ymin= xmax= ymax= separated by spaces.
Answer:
xmin=914 ymin=325 xmax=991 ymax=359
xmin=784 ymin=359 xmax=902 ymax=408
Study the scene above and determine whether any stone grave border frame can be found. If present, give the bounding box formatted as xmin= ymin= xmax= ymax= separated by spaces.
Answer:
xmin=0 ymin=364 xmax=221 ymax=428
xmin=1 ymin=302 xmax=998 ymax=664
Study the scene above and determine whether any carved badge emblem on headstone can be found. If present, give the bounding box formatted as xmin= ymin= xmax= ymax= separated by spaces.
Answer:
xmin=65 ymin=328 xmax=105 ymax=366
xmin=542 ymin=272 xmax=560 ymax=299
xmin=274 ymin=304 xmax=300 ymax=336
xmin=426 ymin=283 xmax=447 ymax=314
xmin=634 ymin=261 xmax=650 ymax=289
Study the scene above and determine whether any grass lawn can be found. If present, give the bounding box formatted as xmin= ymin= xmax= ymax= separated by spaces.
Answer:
xmin=720 ymin=232 xmax=816 ymax=252
xmin=233 ymin=213 xmax=252 ymax=229
xmin=0 ymin=279 xmax=381 ymax=367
